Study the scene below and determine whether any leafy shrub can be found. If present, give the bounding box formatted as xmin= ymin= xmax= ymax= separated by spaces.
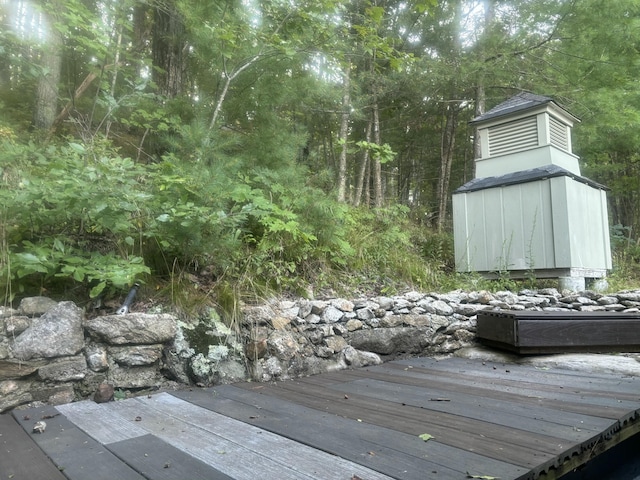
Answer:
xmin=1 ymin=140 xmax=153 ymax=300
xmin=0 ymin=136 xmax=356 ymax=302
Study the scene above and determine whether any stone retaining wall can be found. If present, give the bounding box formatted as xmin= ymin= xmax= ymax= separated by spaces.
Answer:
xmin=2 ymin=288 xmax=639 ymax=412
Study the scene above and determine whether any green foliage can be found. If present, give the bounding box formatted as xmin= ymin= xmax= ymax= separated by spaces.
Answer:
xmin=354 ymin=141 xmax=396 ymax=164
xmin=4 ymin=0 xmax=640 ymax=305
xmin=340 ymin=205 xmax=445 ymax=294
xmin=607 ymin=224 xmax=640 ymax=290
xmin=0 ymin=134 xmax=356 ymax=303
xmin=0 ymin=140 xmax=152 ymax=300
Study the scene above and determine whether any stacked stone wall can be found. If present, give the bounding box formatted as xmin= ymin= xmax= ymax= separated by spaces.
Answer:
xmin=2 ymin=288 xmax=639 ymax=412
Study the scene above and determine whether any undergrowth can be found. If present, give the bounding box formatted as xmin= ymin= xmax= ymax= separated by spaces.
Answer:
xmin=2 ymin=136 xmax=639 ymax=317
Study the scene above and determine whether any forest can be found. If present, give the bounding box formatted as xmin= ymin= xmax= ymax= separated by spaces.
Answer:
xmin=1 ymin=0 xmax=640 ymax=310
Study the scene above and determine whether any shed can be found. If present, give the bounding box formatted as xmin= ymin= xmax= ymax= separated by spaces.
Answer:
xmin=452 ymin=92 xmax=612 ymax=290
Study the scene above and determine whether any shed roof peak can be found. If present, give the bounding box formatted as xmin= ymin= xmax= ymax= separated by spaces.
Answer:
xmin=471 ymin=92 xmax=557 ymax=124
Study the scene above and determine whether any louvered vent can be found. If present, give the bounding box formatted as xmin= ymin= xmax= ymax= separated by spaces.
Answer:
xmin=488 ymin=116 xmax=538 ymax=156
xmin=549 ymin=115 xmax=569 ymax=151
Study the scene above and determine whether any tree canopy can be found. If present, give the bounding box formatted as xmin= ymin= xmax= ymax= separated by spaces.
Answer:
xmin=1 ymin=0 xmax=639 ymax=303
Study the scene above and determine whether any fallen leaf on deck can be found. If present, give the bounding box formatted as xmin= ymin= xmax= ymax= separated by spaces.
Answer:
xmin=467 ymin=473 xmax=500 ymax=479
xmin=419 ymin=433 xmax=433 ymax=442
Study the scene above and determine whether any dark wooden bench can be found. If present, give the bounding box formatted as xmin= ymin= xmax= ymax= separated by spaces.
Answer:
xmin=477 ymin=310 xmax=640 ymax=354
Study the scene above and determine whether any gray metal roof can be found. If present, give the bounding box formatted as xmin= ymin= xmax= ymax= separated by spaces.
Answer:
xmin=453 ymin=165 xmax=608 ymax=194
xmin=470 ymin=92 xmax=556 ymax=124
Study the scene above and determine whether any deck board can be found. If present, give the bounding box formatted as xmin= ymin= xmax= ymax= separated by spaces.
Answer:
xmin=174 ymin=385 xmax=527 ymax=480
xmin=0 ymin=413 xmax=67 ymax=480
xmin=318 ymin=365 xmax=635 ymax=419
xmin=233 ymin=376 xmax=567 ymax=467
xmin=11 ymin=405 xmax=145 ymax=480
xmin=397 ymin=357 xmax=640 ymax=394
xmin=107 ymin=434 xmax=234 ymax=480
xmin=58 ymin=393 xmax=394 ymax=480
xmin=6 ymin=356 xmax=640 ymax=480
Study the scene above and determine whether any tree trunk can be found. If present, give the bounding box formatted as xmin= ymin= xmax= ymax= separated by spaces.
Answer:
xmin=354 ymin=120 xmax=372 ymax=207
xmin=0 ymin=1 xmax=9 ymax=89
xmin=372 ymin=97 xmax=383 ymax=208
xmin=337 ymin=61 xmax=351 ymax=203
xmin=33 ymin=8 xmax=62 ymax=131
xmin=473 ymin=0 xmax=495 ymax=163
xmin=436 ymin=103 xmax=459 ymax=231
xmin=152 ymin=1 xmax=186 ymax=98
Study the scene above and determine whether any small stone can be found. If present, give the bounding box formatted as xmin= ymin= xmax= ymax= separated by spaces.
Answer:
xmin=19 ymin=297 xmax=58 ymax=316
xmin=4 ymin=316 xmax=30 ymax=335
xmin=345 ymin=319 xmax=363 ymax=332
xmin=356 ymin=308 xmax=375 ymax=321
xmin=94 ymin=383 xmax=115 ymax=403
xmin=271 ymin=316 xmax=291 ymax=330
xmin=85 ymin=344 xmax=109 ymax=372
xmin=331 ymin=299 xmax=354 ymax=312
xmin=321 ymin=305 xmax=344 ymax=323
xmin=374 ymin=297 xmax=394 ymax=310
xmin=425 ymin=300 xmax=454 ymax=316
xmin=245 ymin=339 xmax=267 ymax=361
xmin=324 ymin=336 xmax=348 ymax=353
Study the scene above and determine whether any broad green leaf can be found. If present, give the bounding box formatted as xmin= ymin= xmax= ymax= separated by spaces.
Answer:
xmin=53 ymin=238 xmax=65 ymax=252
xmin=68 ymin=142 xmax=86 ymax=154
xmin=72 ymin=268 xmax=85 ymax=282
xmin=419 ymin=433 xmax=433 ymax=442
xmin=90 ymin=281 xmax=107 ymax=298
xmin=467 ymin=474 xmax=500 ymax=480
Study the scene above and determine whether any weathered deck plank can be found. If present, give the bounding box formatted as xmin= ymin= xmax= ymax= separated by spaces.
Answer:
xmin=11 ymin=405 xmax=145 ymax=480
xmin=7 ymin=356 xmax=640 ymax=480
xmin=233 ymin=376 xmax=567 ymax=467
xmin=396 ymin=356 xmax=640 ymax=393
xmin=319 ymin=364 xmax=635 ymax=419
xmin=327 ymin=377 xmax=608 ymax=440
xmin=107 ymin=434 xmax=234 ymax=480
xmin=0 ymin=413 xmax=67 ymax=480
xmin=174 ymin=385 xmax=528 ymax=480
xmin=59 ymin=393 xmax=394 ymax=480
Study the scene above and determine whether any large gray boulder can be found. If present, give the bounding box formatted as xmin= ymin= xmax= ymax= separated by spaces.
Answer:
xmin=0 ymin=379 xmax=33 ymax=412
xmin=348 ymin=327 xmax=430 ymax=356
xmin=37 ymin=355 xmax=87 ymax=382
xmin=83 ymin=313 xmax=177 ymax=345
xmin=12 ymin=302 xmax=84 ymax=360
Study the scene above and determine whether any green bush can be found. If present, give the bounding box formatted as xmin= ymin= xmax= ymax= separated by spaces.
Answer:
xmin=0 ymin=135 xmax=458 ymax=306
xmin=0 ymin=137 xmax=355 ymax=303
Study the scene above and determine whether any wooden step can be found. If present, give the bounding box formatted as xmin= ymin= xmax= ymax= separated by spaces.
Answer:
xmin=477 ymin=310 xmax=640 ymax=354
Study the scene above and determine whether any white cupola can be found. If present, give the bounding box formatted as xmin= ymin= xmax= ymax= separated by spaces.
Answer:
xmin=473 ymin=92 xmax=581 ymax=177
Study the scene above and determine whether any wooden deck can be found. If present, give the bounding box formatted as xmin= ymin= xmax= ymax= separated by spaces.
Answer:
xmin=2 ymin=356 xmax=640 ymax=480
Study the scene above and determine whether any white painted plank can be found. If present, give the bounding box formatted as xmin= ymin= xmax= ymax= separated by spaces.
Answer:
xmin=99 ymin=395 xmax=323 ymax=480
xmin=56 ymin=400 xmax=147 ymax=444
xmin=126 ymin=392 xmax=394 ymax=480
